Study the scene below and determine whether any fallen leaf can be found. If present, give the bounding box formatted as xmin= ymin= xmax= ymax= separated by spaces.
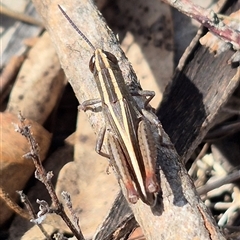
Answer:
xmin=7 ymin=31 xmax=66 ymax=124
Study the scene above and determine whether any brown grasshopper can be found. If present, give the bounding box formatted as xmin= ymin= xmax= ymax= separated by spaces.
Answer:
xmin=59 ymin=5 xmax=164 ymax=205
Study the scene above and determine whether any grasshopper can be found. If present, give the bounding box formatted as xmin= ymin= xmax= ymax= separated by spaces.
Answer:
xmin=59 ymin=5 xmax=164 ymax=205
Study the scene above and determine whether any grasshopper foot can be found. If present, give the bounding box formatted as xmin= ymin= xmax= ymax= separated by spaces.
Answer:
xmin=145 ymin=174 xmax=159 ymax=193
xmin=126 ymin=183 xmax=139 ymax=204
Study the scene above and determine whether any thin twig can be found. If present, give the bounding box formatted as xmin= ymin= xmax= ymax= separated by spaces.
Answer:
xmin=161 ymin=0 xmax=240 ymax=49
xmin=17 ymin=191 xmax=51 ymax=240
xmin=62 ymin=191 xmax=81 ymax=233
xmin=197 ymin=170 xmax=240 ymax=195
xmin=0 ymin=3 xmax=43 ymax=26
xmin=188 ymin=143 xmax=210 ymax=175
xmin=17 ymin=190 xmax=37 ymax=220
xmin=14 ymin=112 xmax=85 ymax=240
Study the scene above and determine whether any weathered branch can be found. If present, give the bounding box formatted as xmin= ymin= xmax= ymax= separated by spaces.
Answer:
xmin=32 ymin=0 xmax=227 ymax=239
xmin=161 ymin=0 xmax=240 ymax=49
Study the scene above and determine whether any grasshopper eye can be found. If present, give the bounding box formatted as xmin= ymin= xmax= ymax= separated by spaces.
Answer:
xmin=89 ymin=55 xmax=95 ymax=73
xmin=103 ymin=50 xmax=118 ymax=64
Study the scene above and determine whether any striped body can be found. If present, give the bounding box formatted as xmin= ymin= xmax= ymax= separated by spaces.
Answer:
xmin=90 ymin=49 xmax=158 ymax=204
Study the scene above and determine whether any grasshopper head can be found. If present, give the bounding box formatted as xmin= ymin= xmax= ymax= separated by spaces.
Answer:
xmin=89 ymin=49 xmax=118 ymax=73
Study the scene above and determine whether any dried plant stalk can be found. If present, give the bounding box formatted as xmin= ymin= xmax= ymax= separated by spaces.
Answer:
xmin=15 ymin=113 xmax=85 ymax=240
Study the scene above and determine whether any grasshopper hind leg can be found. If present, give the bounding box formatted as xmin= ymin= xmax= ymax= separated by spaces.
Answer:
xmin=107 ymin=131 xmax=140 ymax=204
xmin=137 ymin=120 xmax=159 ymax=194
xmin=107 ymin=131 xmax=156 ymax=206
xmin=142 ymin=109 xmax=175 ymax=150
xmin=95 ymin=126 xmax=140 ymax=203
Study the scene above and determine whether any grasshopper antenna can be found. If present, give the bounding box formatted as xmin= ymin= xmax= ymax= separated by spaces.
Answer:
xmin=58 ymin=5 xmax=96 ymax=51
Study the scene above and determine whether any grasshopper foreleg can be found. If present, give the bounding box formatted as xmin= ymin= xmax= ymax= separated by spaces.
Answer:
xmin=78 ymin=99 xmax=110 ymax=158
xmin=78 ymin=98 xmax=102 ymax=112
xmin=95 ymin=126 xmax=110 ymax=158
